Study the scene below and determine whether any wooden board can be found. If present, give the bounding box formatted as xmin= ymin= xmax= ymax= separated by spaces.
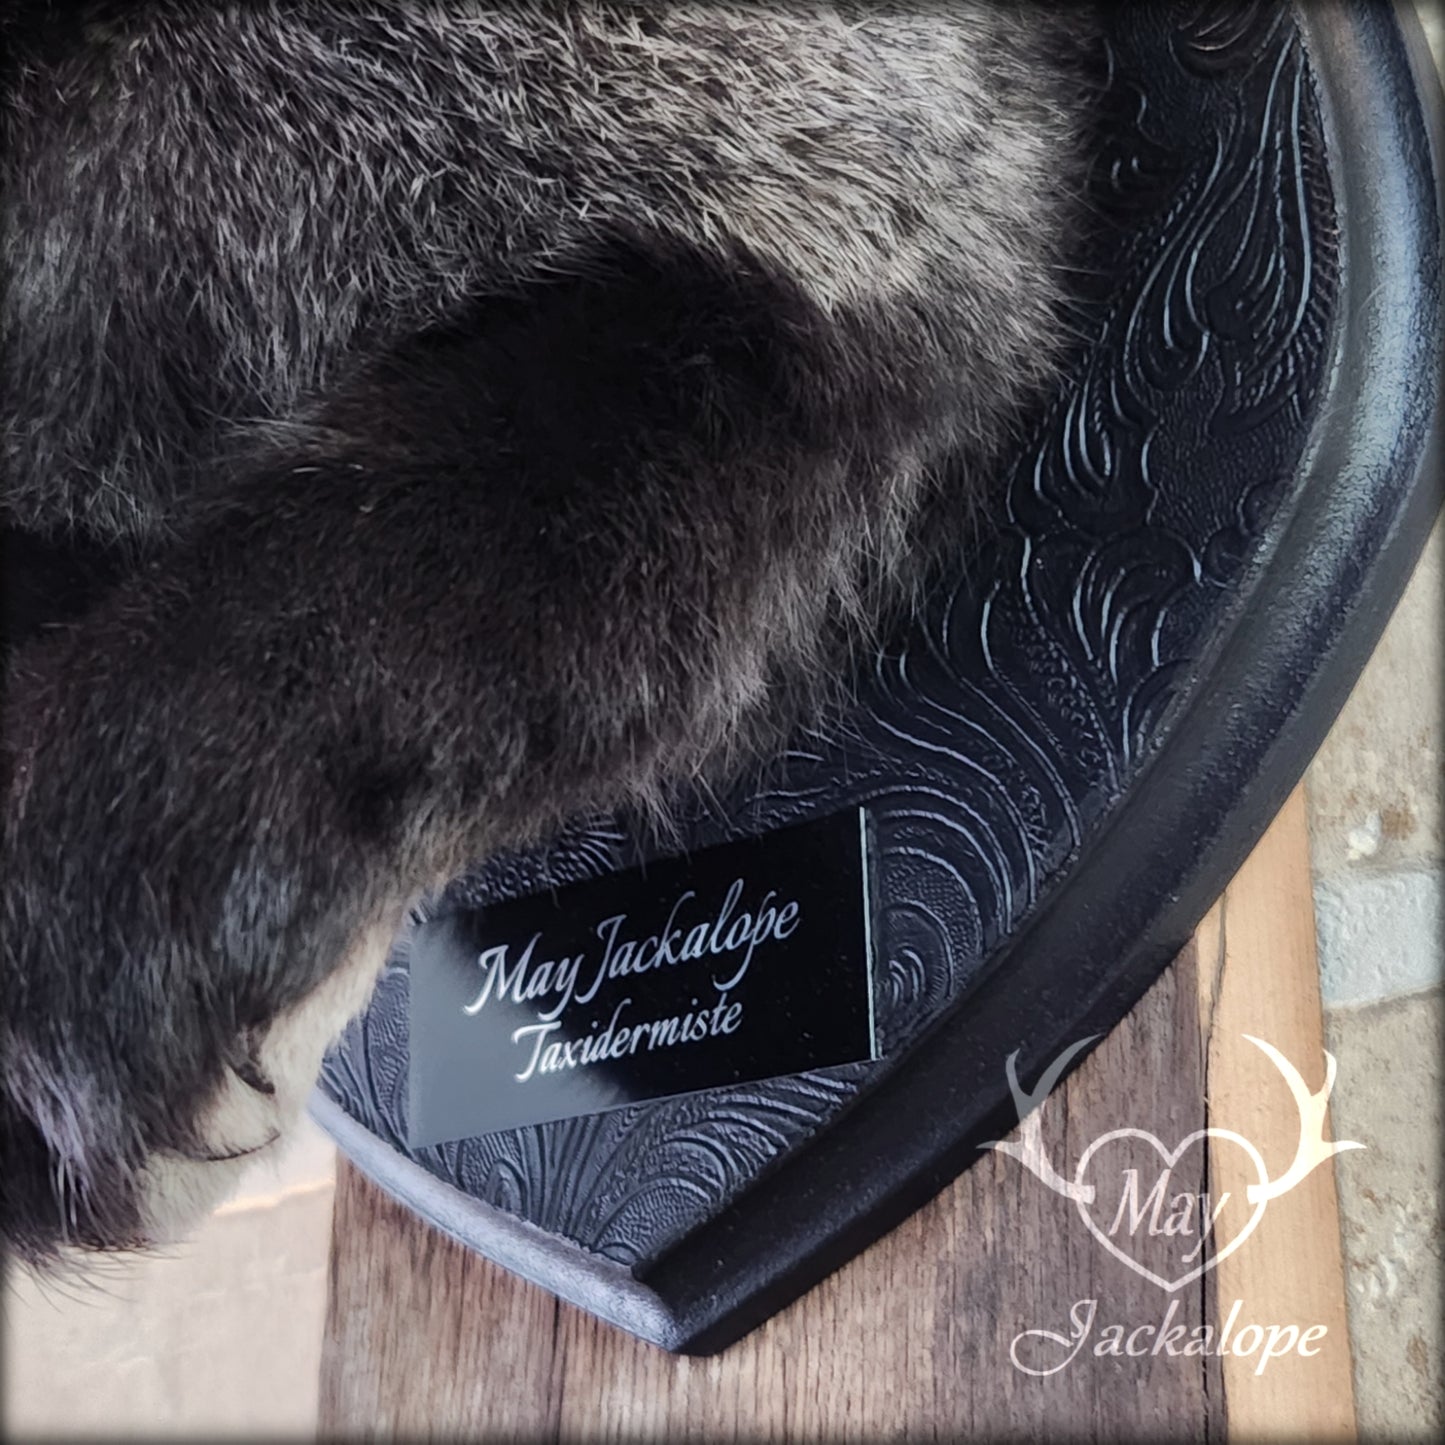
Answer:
xmin=320 ymin=788 xmax=1354 ymax=1440
xmin=1195 ymin=788 xmax=1356 ymax=1440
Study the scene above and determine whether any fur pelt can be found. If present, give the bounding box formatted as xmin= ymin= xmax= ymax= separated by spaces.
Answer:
xmin=0 ymin=1 xmax=1097 ymax=1266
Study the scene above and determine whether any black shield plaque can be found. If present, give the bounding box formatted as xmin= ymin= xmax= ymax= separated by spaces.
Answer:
xmin=314 ymin=1 xmax=1443 ymax=1353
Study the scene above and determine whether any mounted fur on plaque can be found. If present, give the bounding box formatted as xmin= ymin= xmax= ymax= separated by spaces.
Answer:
xmin=0 ymin=3 xmax=1099 ymax=1264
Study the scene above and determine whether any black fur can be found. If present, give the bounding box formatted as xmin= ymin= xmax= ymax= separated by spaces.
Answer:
xmin=1 ymin=2 xmax=1099 ymax=1265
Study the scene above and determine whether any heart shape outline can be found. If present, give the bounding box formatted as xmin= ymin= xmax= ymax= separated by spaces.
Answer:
xmin=1073 ymin=1127 xmax=1269 ymax=1292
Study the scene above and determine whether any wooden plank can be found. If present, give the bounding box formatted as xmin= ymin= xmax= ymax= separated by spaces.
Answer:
xmin=1196 ymin=788 xmax=1357 ymax=1439
xmin=319 ymin=787 xmax=1353 ymax=1440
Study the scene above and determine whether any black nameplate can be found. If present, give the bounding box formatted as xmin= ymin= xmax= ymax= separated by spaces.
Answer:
xmin=407 ymin=809 xmax=878 ymax=1145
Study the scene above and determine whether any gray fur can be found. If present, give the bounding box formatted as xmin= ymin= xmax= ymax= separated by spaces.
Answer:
xmin=1 ymin=2 xmax=1097 ymax=1264
xmin=3 ymin=0 xmax=1090 ymax=539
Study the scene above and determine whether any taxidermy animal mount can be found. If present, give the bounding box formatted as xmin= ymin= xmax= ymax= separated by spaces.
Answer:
xmin=0 ymin=2 xmax=1098 ymax=1266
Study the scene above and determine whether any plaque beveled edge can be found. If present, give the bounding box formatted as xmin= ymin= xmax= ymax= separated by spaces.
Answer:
xmin=312 ymin=1090 xmax=685 ymax=1348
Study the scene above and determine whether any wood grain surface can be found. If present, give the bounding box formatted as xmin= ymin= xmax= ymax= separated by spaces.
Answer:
xmin=320 ymin=787 xmax=1353 ymax=1441
xmin=1196 ymin=789 xmax=1357 ymax=1440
